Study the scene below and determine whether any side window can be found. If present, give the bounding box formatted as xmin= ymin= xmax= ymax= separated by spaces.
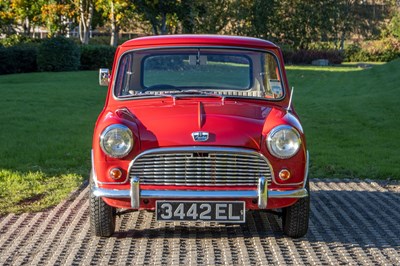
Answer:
xmin=115 ymin=53 xmax=133 ymax=96
xmin=262 ymin=54 xmax=283 ymax=99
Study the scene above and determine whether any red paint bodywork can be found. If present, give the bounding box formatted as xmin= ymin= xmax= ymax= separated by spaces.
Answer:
xmin=92 ymin=35 xmax=307 ymax=210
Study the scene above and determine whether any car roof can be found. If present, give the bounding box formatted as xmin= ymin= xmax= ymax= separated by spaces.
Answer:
xmin=120 ymin=34 xmax=278 ymax=50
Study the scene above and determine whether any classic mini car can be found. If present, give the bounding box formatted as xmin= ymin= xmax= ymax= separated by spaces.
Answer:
xmin=91 ymin=35 xmax=310 ymax=238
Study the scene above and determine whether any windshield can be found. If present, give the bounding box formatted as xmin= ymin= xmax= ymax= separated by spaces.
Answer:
xmin=114 ymin=48 xmax=284 ymax=100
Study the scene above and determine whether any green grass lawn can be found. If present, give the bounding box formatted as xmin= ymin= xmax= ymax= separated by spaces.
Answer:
xmin=0 ymin=71 xmax=106 ymax=214
xmin=0 ymin=60 xmax=399 ymax=214
xmin=287 ymin=60 xmax=400 ymax=180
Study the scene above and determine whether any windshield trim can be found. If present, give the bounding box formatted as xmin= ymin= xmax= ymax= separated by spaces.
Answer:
xmin=112 ymin=46 xmax=286 ymax=102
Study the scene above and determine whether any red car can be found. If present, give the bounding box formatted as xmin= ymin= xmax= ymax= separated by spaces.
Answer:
xmin=91 ymin=35 xmax=310 ymax=238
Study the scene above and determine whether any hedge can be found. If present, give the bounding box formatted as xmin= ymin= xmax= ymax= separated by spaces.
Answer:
xmin=37 ymin=36 xmax=81 ymax=72
xmin=80 ymin=45 xmax=116 ymax=70
xmin=0 ymin=45 xmax=38 ymax=75
xmin=283 ymin=49 xmax=344 ymax=65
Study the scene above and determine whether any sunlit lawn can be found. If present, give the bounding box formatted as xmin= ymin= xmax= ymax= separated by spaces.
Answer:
xmin=0 ymin=71 xmax=106 ymax=214
xmin=287 ymin=60 xmax=400 ymax=180
xmin=0 ymin=60 xmax=399 ymax=214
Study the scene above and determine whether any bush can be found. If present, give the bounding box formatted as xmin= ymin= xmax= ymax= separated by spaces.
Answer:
xmin=0 ymin=34 xmax=28 ymax=47
xmin=89 ymin=36 xmax=132 ymax=46
xmin=37 ymin=36 xmax=81 ymax=71
xmin=283 ymin=49 xmax=344 ymax=65
xmin=344 ymin=38 xmax=400 ymax=62
xmin=388 ymin=13 xmax=400 ymax=39
xmin=0 ymin=44 xmax=38 ymax=75
xmin=80 ymin=45 xmax=116 ymax=70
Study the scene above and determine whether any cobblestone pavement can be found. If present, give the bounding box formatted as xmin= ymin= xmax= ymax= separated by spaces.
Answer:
xmin=0 ymin=179 xmax=399 ymax=265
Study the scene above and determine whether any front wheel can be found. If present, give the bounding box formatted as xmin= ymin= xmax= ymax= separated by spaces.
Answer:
xmin=282 ymin=181 xmax=310 ymax=238
xmin=89 ymin=173 xmax=116 ymax=237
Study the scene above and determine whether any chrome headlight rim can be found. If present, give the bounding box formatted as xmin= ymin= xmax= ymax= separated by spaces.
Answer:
xmin=267 ymin=125 xmax=301 ymax=159
xmin=100 ymin=124 xmax=133 ymax=158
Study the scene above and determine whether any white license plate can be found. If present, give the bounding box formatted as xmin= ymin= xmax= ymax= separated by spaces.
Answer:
xmin=156 ymin=201 xmax=245 ymax=223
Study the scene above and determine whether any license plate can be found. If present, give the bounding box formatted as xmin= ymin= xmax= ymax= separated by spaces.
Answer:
xmin=156 ymin=201 xmax=245 ymax=223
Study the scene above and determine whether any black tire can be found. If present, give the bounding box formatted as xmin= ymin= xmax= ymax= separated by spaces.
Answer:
xmin=282 ymin=180 xmax=310 ymax=238
xmin=89 ymin=173 xmax=116 ymax=237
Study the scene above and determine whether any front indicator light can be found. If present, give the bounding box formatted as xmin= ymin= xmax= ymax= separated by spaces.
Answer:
xmin=109 ymin=168 xmax=123 ymax=180
xmin=279 ymin=169 xmax=291 ymax=181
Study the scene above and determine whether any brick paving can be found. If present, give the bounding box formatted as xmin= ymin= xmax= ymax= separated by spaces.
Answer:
xmin=0 ymin=179 xmax=399 ymax=265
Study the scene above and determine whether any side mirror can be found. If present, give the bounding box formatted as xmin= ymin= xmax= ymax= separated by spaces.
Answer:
xmin=99 ymin=68 xmax=110 ymax=86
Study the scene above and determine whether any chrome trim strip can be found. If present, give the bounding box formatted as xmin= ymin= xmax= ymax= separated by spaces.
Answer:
xmin=92 ymin=188 xmax=130 ymax=198
xmin=258 ymin=176 xmax=268 ymax=209
xmin=91 ymin=150 xmax=99 ymax=187
xmin=141 ymin=190 xmax=258 ymax=198
xmin=130 ymin=177 xmax=140 ymax=209
xmin=269 ymin=188 xmax=308 ymax=198
xmin=132 ymin=146 xmax=266 ymax=158
xmin=303 ymin=150 xmax=309 ymax=189
xmin=92 ymin=188 xmax=308 ymax=200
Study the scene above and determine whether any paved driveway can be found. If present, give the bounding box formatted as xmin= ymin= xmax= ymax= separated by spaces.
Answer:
xmin=0 ymin=179 xmax=399 ymax=265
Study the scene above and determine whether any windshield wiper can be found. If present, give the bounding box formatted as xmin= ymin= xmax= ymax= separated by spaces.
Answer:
xmin=139 ymin=84 xmax=182 ymax=93
xmin=134 ymin=88 xmax=227 ymax=105
xmin=172 ymin=90 xmax=226 ymax=104
xmin=178 ymin=89 xmax=225 ymax=98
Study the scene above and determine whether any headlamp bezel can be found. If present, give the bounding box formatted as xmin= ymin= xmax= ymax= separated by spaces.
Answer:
xmin=267 ymin=125 xmax=301 ymax=159
xmin=100 ymin=124 xmax=133 ymax=158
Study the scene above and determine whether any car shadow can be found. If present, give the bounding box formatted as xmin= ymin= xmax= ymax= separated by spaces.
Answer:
xmin=109 ymin=180 xmax=400 ymax=250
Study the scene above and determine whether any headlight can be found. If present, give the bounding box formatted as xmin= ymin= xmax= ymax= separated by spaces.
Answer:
xmin=267 ymin=125 xmax=301 ymax=159
xmin=100 ymin=124 xmax=133 ymax=158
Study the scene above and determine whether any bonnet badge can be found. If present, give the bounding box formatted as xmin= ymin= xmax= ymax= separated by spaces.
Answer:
xmin=192 ymin=131 xmax=209 ymax=142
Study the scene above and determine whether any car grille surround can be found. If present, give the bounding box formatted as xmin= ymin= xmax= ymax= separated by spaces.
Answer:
xmin=128 ymin=147 xmax=272 ymax=186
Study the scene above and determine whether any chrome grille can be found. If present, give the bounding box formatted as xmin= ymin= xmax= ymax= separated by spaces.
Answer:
xmin=129 ymin=148 xmax=272 ymax=186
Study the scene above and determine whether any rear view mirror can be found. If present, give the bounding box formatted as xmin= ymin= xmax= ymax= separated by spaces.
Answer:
xmin=189 ymin=55 xmax=207 ymax=65
xmin=99 ymin=68 xmax=110 ymax=86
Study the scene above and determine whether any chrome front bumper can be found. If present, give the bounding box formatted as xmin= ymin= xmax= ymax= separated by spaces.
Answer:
xmin=92 ymin=176 xmax=308 ymax=209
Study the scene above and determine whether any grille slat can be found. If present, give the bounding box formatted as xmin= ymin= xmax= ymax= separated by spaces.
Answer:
xmin=137 ymin=170 xmax=270 ymax=179
xmin=139 ymin=167 xmax=269 ymax=172
xmin=134 ymin=161 xmax=268 ymax=167
xmin=129 ymin=149 xmax=272 ymax=186
xmin=136 ymin=158 xmax=262 ymax=163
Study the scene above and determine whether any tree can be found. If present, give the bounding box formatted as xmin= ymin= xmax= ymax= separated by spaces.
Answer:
xmin=41 ymin=0 xmax=76 ymax=37
xmin=229 ymin=0 xmax=278 ymax=39
xmin=96 ymin=0 xmax=132 ymax=46
xmin=179 ymin=0 xmax=196 ymax=33
xmin=188 ymin=0 xmax=233 ymax=34
xmin=388 ymin=10 xmax=400 ymax=38
xmin=271 ymin=0 xmax=328 ymax=49
xmin=0 ymin=1 xmax=15 ymax=35
xmin=78 ymin=0 xmax=93 ymax=44
xmin=134 ymin=0 xmax=180 ymax=35
xmin=8 ymin=0 xmax=43 ymax=36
